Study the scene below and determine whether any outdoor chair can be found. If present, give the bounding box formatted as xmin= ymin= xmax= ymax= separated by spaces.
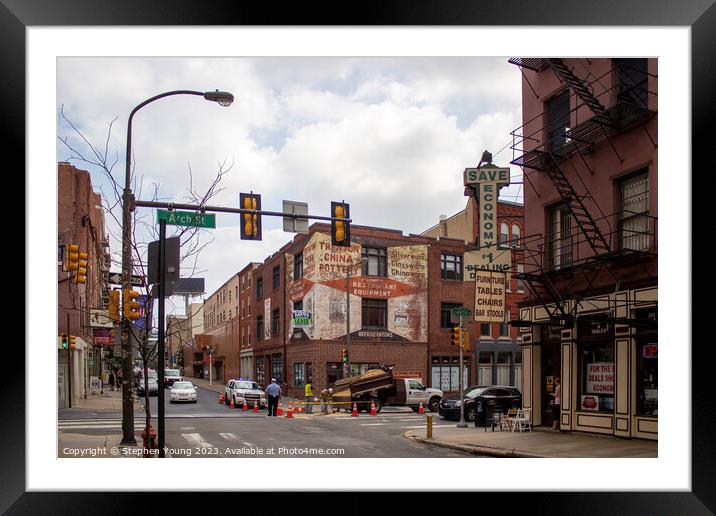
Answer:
xmin=511 ymin=408 xmax=532 ymax=432
xmin=502 ymin=408 xmax=519 ymax=431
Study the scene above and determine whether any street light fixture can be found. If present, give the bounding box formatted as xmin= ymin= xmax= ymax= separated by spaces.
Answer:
xmin=203 ymin=90 xmax=234 ymax=107
xmin=120 ymin=89 xmax=233 ymax=447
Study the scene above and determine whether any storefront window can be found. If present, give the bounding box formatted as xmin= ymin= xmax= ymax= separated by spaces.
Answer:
xmin=271 ymin=355 xmax=283 ymax=384
xmin=636 ymin=307 xmax=658 ymax=417
xmin=293 ymin=363 xmax=304 ymax=388
xmin=514 ymin=352 xmax=522 ymax=392
xmin=579 ymin=341 xmax=615 ymax=413
xmin=255 ymin=356 xmax=265 ymax=385
xmin=431 ymin=356 xmax=469 ymax=391
xmin=478 ymin=352 xmax=492 ymax=385
xmin=496 ymin=352 xmax=511 ymax=385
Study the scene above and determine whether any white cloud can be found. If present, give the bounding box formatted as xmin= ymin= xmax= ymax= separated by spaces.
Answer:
xmin=57 ymin=56 xmax=523 ymax=296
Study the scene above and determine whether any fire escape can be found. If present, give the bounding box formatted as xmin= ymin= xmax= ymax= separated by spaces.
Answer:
xmin=508 ymin=58 xmax=658 ymax=329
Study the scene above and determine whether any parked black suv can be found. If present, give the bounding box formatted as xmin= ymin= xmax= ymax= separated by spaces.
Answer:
xmin=438 ymin=385 xmax=522 ymax=422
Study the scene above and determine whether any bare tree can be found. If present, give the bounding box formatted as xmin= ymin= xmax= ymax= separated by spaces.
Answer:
xmin=58 ymin=106 xmax=232 ymax=452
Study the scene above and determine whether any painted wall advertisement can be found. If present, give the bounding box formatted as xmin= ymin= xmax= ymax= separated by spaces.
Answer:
xmin=286 ymin=232 xmax=428 ymax=342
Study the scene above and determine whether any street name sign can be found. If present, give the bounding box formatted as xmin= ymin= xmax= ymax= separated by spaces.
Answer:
xmin=157 ymin=209 xmax=216 ymax=228
xmin=107 ymin=272 xmax=144 ymax=286
xmin=452 ymin=307 xmax=471 ymax=316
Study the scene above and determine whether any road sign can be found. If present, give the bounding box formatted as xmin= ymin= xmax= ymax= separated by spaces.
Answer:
xmin=452 ymin=307 xmax=471 ymax=316
xmin=107 ymin=272 xmax=144 ymax=286
xmin=157 ymin=209 xmax=216 ymax=228
xmin=283 ymin=200 xmax=309 ymax=234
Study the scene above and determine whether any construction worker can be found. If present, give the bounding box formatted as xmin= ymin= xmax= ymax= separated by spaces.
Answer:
xmin=304 ymin=379 xmax=314 ymax=414
xmin=320 ymin=387 xmax=334 ymax=414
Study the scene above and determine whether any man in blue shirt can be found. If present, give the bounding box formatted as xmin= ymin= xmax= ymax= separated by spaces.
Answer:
xmin=265 ymin=378 xmax=282 ymax=416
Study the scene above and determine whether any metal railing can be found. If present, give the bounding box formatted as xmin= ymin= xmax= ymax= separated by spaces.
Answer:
xmin=514 ymin=210 xmax=658 ymax=275
xmin=510 ymin=63 xmax=658 ymax=169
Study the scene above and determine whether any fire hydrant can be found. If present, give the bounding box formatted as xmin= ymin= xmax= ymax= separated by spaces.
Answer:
xmin=141 ymin=424 xmax=158 ymax=458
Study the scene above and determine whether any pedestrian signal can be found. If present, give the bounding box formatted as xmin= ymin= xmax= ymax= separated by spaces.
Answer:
xmin=240 ymin=192 xmax=262 ymax=240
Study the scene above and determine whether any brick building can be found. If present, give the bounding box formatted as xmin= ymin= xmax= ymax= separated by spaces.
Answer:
xmin=57 ymin=162 xmax=111 ymax=408
xmin=422 ymin=197 xmax=526 ymax=392
xmin=508 ymin=58 xmax=657 ymax=438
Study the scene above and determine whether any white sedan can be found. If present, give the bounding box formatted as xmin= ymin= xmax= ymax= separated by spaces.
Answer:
xmin=169 ymin=381 xmax=198 ymax=403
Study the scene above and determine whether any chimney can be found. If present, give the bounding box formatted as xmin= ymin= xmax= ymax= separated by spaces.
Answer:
xmin=439 ymin=214 xmax=448 ymax=237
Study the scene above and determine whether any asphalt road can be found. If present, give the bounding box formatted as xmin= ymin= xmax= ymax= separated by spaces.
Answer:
xmin=59 ymin=386 xmax=483 ymax=458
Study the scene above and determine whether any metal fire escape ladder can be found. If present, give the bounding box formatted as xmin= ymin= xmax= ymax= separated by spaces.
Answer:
xmin=544 ymin=154 xmax=611 ymax=256
xmin=546 ymin=58 xmax=607 ymax=116
xmin=520 ymin=271 xmax=569 ymax=321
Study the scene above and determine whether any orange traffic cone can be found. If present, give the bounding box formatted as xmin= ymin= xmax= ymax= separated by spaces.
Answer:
xmin=293 ymin=402 xmax=299 ymax=414
xmin=418 ymin=402 xmax=425 ymax=414
xmin=219 ymin=393 xmax=225 ymax=404
xmin=229 ymin=398 xmax=235 ymax=409
xmin=287 ymin=401 xmax=293 ymax=414
xmin=370 ymin=400 xmax=377 ymax=416
xmin=277 ymin=403 xmax=283 ymax=416
xmin=351 ymin=402 xmax=358 ymax=417
xmin=300 ymin=402 xmax=305 ymax=413
xmin=286 ymin=402 xmax=293 ymax=418
xmin=242 ymin=400 xmax=248 ymax=411
xmin=253 ymin=401 xmax=259 ymax=413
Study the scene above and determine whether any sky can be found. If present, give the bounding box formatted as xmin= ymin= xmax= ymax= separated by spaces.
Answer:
xmin=57 ymin=57 xmax=523 ymax=312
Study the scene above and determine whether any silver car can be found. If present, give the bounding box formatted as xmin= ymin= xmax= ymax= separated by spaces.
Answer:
xmin=170 ymin=381 xmax=198 ymax=403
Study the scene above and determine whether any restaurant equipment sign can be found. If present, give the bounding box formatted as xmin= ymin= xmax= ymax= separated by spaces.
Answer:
xmin=586 ymin=362 xmax=615 ymax=394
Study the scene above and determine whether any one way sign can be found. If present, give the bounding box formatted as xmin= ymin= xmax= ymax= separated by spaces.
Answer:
xmin=107 ymin=271 xmax=144 ymax=286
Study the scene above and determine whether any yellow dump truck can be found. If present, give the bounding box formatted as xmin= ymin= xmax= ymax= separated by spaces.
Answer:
xmin=331 ymin=365 xmax=443 ymax=413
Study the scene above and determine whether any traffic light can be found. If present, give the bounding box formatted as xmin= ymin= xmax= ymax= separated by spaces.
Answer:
xmin=67 ymin=244 xmax=79 ymax=271
xmin=331 ymin=201 xmax=351 ymax=247
xmin=123 ymin=288 xmax=141 ymax=320
xmin=450 ymin=325 xmax=461 ymax=347
xmin=76 ymin=251 xmax=88 ymax=284
xmin=341 ymin=348 xmax=348 ymax=364
xmin=69 ymin=335 xmax=77 ymax=350
xmin=108 ymin=290 xmax=120 ymax=322
xmin=61 ymin=332 xmax=68 ymax=349
xmin=461 ymin=329 xmax=470 ymax=350
xmin=240 ymin=192 xmax=262 ymax=240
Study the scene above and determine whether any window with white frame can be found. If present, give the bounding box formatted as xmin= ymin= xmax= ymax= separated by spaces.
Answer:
xmin=511 ymin=224 xmax=521 ymax=248
xmin=619 ymin=171 xmax=649 ymax=251
xmin=499 ymin=223 xmax=510 ymax=248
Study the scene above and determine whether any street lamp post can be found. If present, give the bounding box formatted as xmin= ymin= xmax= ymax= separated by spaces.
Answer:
xmin=120 ymin=90 xmax=233 ymax=446
xmin=345 ymin=257 xmax=368 ymax=378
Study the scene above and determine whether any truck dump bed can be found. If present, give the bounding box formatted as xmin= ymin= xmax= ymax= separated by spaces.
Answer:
xmin=331 ymin=366 xmax=397 ymax=406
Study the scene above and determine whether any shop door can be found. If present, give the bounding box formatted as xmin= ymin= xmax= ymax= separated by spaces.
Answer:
xmin=541 ymin=342 xmax=561 ymax=427
xmin=58 ymin=365 xmax=68 ymax=409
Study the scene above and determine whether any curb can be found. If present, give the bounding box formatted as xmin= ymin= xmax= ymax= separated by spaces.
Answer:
xmin=403 ymin=431 xmax=546 ymax=458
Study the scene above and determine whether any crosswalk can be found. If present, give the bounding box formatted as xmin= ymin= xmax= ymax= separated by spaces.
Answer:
xmin=59 ymin=418 xmax=147 ymax=431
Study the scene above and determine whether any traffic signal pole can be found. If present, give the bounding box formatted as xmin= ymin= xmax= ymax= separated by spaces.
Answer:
xmin=158 ymin=218 xmax=166 ymax=458
xmin=457 ymin=314 xmax=467 ymax=428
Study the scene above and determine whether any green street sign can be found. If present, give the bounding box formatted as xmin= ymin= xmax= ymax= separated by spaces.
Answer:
xmin=157 ymin=210 xmax=216 ymax=229
xmin=452 ymin=307 xmax=471 ymax=316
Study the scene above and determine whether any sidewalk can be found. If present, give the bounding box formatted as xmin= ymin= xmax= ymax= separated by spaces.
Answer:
xmin=59 ymin=387 xmax=146 ymax=458
xmin=405 ymin=424 xmax=657 ymax=458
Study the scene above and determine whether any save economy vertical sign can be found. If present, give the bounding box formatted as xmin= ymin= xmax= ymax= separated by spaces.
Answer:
xmin=464 ymin=163 xmax=511 ymax=323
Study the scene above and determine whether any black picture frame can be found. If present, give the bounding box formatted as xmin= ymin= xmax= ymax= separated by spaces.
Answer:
xmin=10 ymin=0 xmax=711 ymax=512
